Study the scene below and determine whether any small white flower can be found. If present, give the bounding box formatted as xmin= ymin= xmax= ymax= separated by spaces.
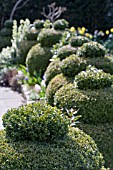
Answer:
xmin=34 ymin=84 xmax=41 ymax=92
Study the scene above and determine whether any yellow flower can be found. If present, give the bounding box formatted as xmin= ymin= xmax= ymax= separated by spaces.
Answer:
xmin=106 ymin=30 xmax=109 ymax=35
xmin=89 ymin=34 xmax=93 ymax=39
xmin=85 ymin=33 xmax=90 ymax=37
xmin=82 ymin=27 xmax=86 ymax=32
xmin=110 ymin=28 xmax=113 ymax=33
xmin=70 ymin=27 xmax=76 ymax=32
xmin=79 ymin=30 xmax=84 ymax=35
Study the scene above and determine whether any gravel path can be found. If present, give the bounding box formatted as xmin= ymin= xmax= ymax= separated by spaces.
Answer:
xmin=0 ymin=87 xmax=24 ymax=129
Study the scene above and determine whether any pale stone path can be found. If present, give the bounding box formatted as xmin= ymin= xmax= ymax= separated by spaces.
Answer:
xmin=0 ymin=87 xmax=24 ymax=129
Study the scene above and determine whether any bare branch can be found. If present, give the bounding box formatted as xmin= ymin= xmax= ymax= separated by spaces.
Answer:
xmin=16 ymin=0 xmax=30 ymax=10
xmin=41 ymin=2 xmax=67 ymax=22
xmin=10 ymin=0 xmax=30 ymax=20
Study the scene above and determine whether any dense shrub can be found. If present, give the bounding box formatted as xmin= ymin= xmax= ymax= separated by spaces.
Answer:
xmin=74 ymin=66 xmax=113 ymax=90
xmin=61 ymin=54 xmax=87 ymax=77
xmin=44 ymin=59 xmax=62 ymax=86
xmin=56 ymin=45 xmax=77 ymax=60
xmin=4 ymin=19 xmax=13 ymax=28
xmin=15 ymin=40 xmax=37 ymax=65
xmin=0 ymin=36 xmax=11 ymax=51
xmin=86 ymin=55 xmax=113 ymax=74
xmin=54 ymin=83 xmax=113 ymax=124
xmin=37 ymin=28 xmax=62 ymax=47
xmin=24 ymin=28 xmax=39 ymax=41
xmin=70 ymin=36 xmax=90 ymax=47
xmin=0 ymin=128 xmax=107 ymax=170
xmin=46 ymin=73 xmax=71 ymax=105
xmin=77 ymin=42 xmax=106 ymax=58
xmin=53 ymin=19 xmax=69 ymax=30
xmin=2 ymin=101 xmax=68 ymax=142
xmin=78 ymin=122 xmax=113 ymax=169
xmin=0 ymin=27 xmax=12 ymax=36
xmin=26 ymin=44 xmax=52 ymax=76
xmin=33 ymin=19 xmax=44 ymax=29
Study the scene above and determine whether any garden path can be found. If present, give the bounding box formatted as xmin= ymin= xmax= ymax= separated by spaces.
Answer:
xmin=0 ymin=87 xmax=24 ymax=129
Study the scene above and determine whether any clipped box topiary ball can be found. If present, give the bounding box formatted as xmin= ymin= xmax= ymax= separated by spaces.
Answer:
xmin=46 ymin=73 xmax=72 ymax=105
xmin=26 ymin=44 xmax=52 ymax=76
xmin=70 ymin=35 xmax=90 ymax=47
xmin=44 ymin=58 xmax=62 ymax=86
xmin=61 ymin=54 xmax=87 ymax=77
xmin=86 ymin=55 xmax=113 ymax=75
xmin=33 ymin=19 xmax=44 ymax=29
xmin=0 ymin=128 xmax=107 ymax=170
xmin=54 ymin=83 xmax=113 ymax=124
xmin=2 ymin=101 xmax=69 ymax=142
xmin=74 ymin=65 xmax=113 ymax=90
xmin=77 ymin=41 xmax=106 ymax=58
xmin=57 ymin=45 xmax=77 ymax=60
xmin=37 ymin=28 xmax=62 ymax=47
xmin=4 ymin=19 xmax=13 ymax=28
xmin=53 ymin=19 xmax=69 ymax=30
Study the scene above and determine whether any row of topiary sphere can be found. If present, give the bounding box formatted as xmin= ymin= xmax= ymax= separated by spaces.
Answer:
xmin=45 ymin=37 xmax=113 ymax=124
xmin=0 ymin=19 xmax=110 ymax=169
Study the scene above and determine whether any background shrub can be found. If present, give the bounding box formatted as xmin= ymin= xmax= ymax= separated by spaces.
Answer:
xmin=33 ymin=19 xmax=44 ymax=29
xmin=2 ymin=101 xmax=68 ymax=142
xmin=61 ymin=54 xmax=87 ymax=77
xmin=56 ymin=45 xmax=77 ymax=60
xmin=26 ymin=44 xmax=52 ymax=76
xmin=77 ymin=42 xmax=106 ymax=58
xmin=54 ymin=83 xmax=113 ymax=124
xmin=74 ymin=66 xmax=113 ymax=90
xmin=44 ymin=59 xmax=62 ymax=86
xmin=70 ymin=36 xmax=90 ymax=47
xmin=53 ymin=19 xmax=69 ymax=30
xmin=0 ymin=127 xmax=106 ymax=170
xmin=46 ymin=73 xmax=72 ymax=105
xmin=37 ymin=28 xmax=62 ymax=47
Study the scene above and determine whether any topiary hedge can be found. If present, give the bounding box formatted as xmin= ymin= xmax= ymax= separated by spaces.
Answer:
xmin=56 ymin=45 xmax=77 ymax=60
xmin=33 ymin=19 xmax=44 ymax=29
xmin=2 ymin=101 xmax=69 ymax=142
xmin=44 ymin=59 xmax=62 ymax=86
xmin=74 ymin=66 xmax=113 ymax=90
xmin=37 ymin=28 xmax=62 ymax=47
xmin=61 ymin=54 xmax=87 ymax=77
xmin=77 ymin=41 xmax=106 ymax=58
xmin=53 ymin=19 xmax=69 ymax=30
xmin=54 ymin=83 xmax=113 ymax=124
xmin=0 ymin=128 xmax=107 ymax=170
xmin=69 ymin=35 xmax=90 ymax=47
xmin=86 ymin=55 xmax=113 ymax=75
xmin=78 ymin=122 xmax=113 ymax=169
xmin=46 ymin=73 xmax=72 ymax=105
xmin=26 ymin=43 xmax=52 ymax=76
xmin=16 ymin=40 xmax=37 ymax=65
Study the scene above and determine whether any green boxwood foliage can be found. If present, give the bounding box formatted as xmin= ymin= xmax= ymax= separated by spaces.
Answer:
xmin=86 ymin=55 xmax=113 ymax=75
xmin=70 ymin=35 xmax=90 ymax=47
xmin=37 ymin=28 xmax=62 ymax=47
xmin=0 ymin=36 xmax=11 ymax=51
xmin=26 ymin=44 xmax=52 ymax=76
xmin=46 ymin=73 xmax=71 ymax=105
xmin=53 ymin=19 xmax=69 ymax=30
xmin=2 ymin=101 xmax=68 ymax=142
xmin=33 ymin=19 xmax=44 ymax=29
xmin=78 ymin=122 xmax=113 ymax=169
xmin=44 ymin=59 xmax=62 ymax=86
xmin=15 ymin=40 xmax=37 ymax=65
xmin=0 ymin=128 xmax=107 ymax=170
xmin=77 ymin=42 xmax=106 ymax=58
xmin=57 ymin=45 xmax=77 ymax=60
xmin=74 ymin=66 xmax=113 ymax=90
xmin=25 ymin=28 xmax=39 ymax=41
xmin=54 ymin=83 xmax=113 ymax=124
xmin=61 ymin=54 xmax=87 ymax=77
